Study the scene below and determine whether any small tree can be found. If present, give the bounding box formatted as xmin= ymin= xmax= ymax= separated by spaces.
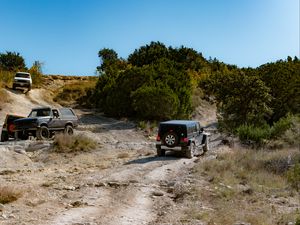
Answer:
xmin=201 ymin=71 xmax=272 ymax=131
xmin=29 ymin=61 xmax=43 ymax=87
xmin=132 ymin=86 xmax=179 ymax=120
xmin=0 ymin=51 xmax=26 ymax=71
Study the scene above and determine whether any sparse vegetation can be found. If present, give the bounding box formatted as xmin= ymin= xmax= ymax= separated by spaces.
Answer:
xmin=287 ymin=163 xmax=300 ymax=191
xmin=237 ymin=115 xmax=300 ymax=147
xmin=0 ymin=186 xmax=22 ymax=204
xmin=53 ymin=133 xmax=98 ymax=153
xmin=184 ymin=147 xmax=300 ymax=224
xmin=117 ymin=152 xmax=130 ymax=159
xmin=54 ymin=79 xmax=96 ymax=107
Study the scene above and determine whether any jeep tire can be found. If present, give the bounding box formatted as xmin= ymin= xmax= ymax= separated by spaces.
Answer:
xmin=163 ymin=132 xmax=179 ymax=147
xmin=203 ymin=135 xmax=209 ymax=152
xmin=1 ymin=130 xmax=9 ymax=142
xmin=37 ymin=126 xmax=50 ymax=140
xmin=184 ymin=143 xmax=196 ymax=159
xmin=156 ymin=146 xmax=165 ymax=157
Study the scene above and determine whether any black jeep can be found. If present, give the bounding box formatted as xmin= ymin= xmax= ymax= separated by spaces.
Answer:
xmin=13 ymin=107 xmax=78 ymax=140
xmin=156 ymin=120 xmax=209 ymax=158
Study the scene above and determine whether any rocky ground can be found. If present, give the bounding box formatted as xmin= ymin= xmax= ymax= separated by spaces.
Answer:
xmin=0 ymin=87 xmax=225 ymax=225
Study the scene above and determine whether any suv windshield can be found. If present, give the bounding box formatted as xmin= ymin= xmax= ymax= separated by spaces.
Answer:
xmin=15 ymin=73 xmax=30 ymax=78
xmin=29 ymin=109 xmax=51 ymax=117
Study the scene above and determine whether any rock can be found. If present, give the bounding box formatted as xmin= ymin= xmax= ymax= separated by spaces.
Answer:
xmin=8 ymin=214 xmax=15 ymax=219
xmin=71 ymin=201 xmax=85 ymax=208
xmin=107 ymin=181 xmax=129 ymax=188
xmin=233 ymin=222 xmax=251 ymax=225
xmin=13 ymin=147 xmax=26 ymax=155
xmin=207 ymin=176 xmax=214 ymax=182
xmin=63 ymin=186 xmax=77 ymax=191
xmin=0 ymin=203 xmax=4 ymax=212
xmin=94 ymin=182 xmax=106 ymax=187
xmin=0 ymin=170 xmax=16 ymax=175
xmin=152 ymin=191 xmax=164 ymax=196
xmin=26 ymin=142 xmax=51 ymax=152
xmin=237 ymin=184 xmax=253 ymax=195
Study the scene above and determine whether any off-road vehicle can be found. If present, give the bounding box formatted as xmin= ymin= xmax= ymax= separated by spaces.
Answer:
xmin=156 ymin=120 xmax=209 ymax=158
xmin=13 ymin=72 xmax=32 ymax=91
xmin=0 ymin=114 xmax=25 ymax=142
xmin=13 ymin=107 xmax=78 ymax=140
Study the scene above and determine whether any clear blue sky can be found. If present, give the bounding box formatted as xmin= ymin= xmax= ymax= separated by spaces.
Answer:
xmin=0 ymin=0 xmax=299 ymax=75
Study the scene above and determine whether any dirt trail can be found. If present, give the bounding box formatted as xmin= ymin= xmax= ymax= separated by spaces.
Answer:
xmin=0 ymin=88 xmax=221 ymax=225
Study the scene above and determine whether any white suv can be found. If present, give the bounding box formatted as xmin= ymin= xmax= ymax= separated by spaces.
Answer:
xmin=13 ymin=72 xmax=32 ymax=91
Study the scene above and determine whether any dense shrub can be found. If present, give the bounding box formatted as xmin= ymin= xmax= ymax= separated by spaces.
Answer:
xmin=94 ymin=53 xmax=192 ymax=120
xmin=132 ymin=86 xmax=179 ymax=120
xmin=0 ymin=51 xmax=26 ymax=71
xmin=237 ymin=115 xmax=298 ymax=145
xmin=237 ymin=124 xmax=270 ymax=145
xmin=270 ymin=114 xmax=293 ymax=138
xmin=201 ymin=71 xmax=272 ymax=131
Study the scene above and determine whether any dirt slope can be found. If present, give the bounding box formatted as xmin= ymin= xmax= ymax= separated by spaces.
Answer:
xmin=0 ymin=87 xmax=221 ymax=225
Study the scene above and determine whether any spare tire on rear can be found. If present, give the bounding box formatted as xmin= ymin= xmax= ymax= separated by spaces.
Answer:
xmin=163 ymin=132 xmax=179 ymax=147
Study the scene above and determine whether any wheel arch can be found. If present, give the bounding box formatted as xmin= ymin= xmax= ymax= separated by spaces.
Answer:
xmin=65 ymin=122 xmax=73 ymax=128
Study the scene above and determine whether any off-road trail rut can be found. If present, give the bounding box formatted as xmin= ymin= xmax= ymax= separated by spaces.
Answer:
xmin=0 ymin=88 xmax=221 ymax=225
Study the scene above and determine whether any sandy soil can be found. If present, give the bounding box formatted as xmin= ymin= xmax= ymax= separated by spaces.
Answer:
xmin=0 ymin=87 xmax=222 ymax=225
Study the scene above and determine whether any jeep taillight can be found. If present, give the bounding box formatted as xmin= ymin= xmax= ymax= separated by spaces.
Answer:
xmin=181 ymin=137 xmax=188 ymax=143
xmin=156 ymin=135 xmax=161 ymax=141
xmin=8 ymin=124 xmax=15 ymax=133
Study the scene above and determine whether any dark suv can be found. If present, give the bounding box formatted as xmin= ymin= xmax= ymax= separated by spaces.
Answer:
xmin=13 ymin=107 xmax=78 ymax=140
xmin=156 ymin=120 xmax=209 ymax=158
xmin=1 ymin=114 xmax=24 ymax=142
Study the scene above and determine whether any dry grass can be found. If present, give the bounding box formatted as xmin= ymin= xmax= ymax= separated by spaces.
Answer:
xmin=53 ymin=80 xmax=96 ymax=106
xmin=117 ymin=152 xmax=130 ymax=159
xmin=0 ymin=70 xmax=14 ymax=87
xmin=183 ymin=147 xmax=300 ymax=225
xmin=0 ymin=85 xmax=11 ymax=109
xmin=0 ymin=186 xmax=22 ymax=204
xmin=53 ymin=133 xmax=98 ymax=153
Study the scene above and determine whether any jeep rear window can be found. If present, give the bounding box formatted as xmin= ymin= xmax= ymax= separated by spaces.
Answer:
xmin=159 ymin=124 xmax=186 ymax=135
xmin=60 ymin=108 xmax=75 ymax=116
xmin=29 ymin=109 xmax=51 ymax=117
xmin=15 ymin=73 xmax=30 ymax=78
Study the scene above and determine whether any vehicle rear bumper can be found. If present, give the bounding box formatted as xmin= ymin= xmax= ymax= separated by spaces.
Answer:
xmin=156 ymin=143 xmax=189 ymax=151
xmin=13 ymin=82 xmax=31 ymax=87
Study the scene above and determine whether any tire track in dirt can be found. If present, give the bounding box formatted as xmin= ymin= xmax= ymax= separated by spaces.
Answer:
xmin=47 ymin=154 xmax=197 ymax=225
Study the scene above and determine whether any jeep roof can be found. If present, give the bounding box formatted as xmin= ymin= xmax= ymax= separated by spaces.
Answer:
xmin=160 ymin=120 xmax=199 ymax=125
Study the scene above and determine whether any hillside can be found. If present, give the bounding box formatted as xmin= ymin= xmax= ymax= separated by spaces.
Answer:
xmin=0 ymin=80 xmax=299 ymax=224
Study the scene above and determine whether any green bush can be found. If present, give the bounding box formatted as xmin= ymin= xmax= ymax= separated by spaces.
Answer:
xmin=270 ymin=115 xmax=293 ymax=138
xmin=132 ymin=86 xmax=179 ymax=120
xmin=296 ymin=217 xmax=300 ymax=225
xmin=287 ymin=163 xmax=300 ymax=191
xmin=237 ymin=124 xmax=270 ymax=144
